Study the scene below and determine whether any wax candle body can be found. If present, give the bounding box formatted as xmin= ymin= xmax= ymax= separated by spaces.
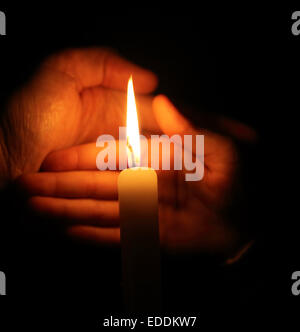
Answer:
xmin=118 ymin=167 xmax=161 ymax=313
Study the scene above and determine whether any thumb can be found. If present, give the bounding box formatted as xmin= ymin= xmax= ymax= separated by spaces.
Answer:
xmin=152 ymin=95 xmax=198 ymax=136
xmin=152 ymin=95 xmax=234 ymax=161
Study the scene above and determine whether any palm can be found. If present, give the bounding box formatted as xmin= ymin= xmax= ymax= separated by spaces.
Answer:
xmin=1 ymin=48 xmax=157 ymax=182
xmin=158 ymin=135 xmax=239 ymax=255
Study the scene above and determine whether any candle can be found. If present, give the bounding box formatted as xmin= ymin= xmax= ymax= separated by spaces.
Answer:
xmin=118 ymin=76 xmax=161 ymax=313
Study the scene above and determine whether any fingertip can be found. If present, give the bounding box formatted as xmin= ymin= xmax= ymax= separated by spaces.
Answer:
xmin=132 ymin=69 xmax=158 ymax=94
xmin=153 ymin=95 xmax=189 ymax=134
xmin=153 ymin=94 xmax=169 ymax=107
xmin=153 ymin=94 xmax=180 ymax=115
xmin=152 ymin=94 xmax=170 ymax=118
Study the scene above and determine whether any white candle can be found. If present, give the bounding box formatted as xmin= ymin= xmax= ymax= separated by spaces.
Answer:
xmin=118 ymin=76 xmax=161 ymax=312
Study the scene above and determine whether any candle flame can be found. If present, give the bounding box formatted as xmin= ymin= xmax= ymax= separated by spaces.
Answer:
xmin=126 ymin=76 xmax=141 ymax=168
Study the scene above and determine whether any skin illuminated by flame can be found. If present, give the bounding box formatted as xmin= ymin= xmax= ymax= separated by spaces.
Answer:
xmin=126 ymin=76 xmax=141 ymax=168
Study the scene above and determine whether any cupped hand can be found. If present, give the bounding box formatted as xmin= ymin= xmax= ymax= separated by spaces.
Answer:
xmin=0 ymin=48 xmax=158 ymax=188
xmin=17 ymin=95 xmax=258 ymax=258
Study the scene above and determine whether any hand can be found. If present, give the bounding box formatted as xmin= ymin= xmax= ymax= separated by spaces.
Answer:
xmin=0 ymin=48 xmax=158 ymax=188
xmin=17 ymin=95 xmax=258 ymax=259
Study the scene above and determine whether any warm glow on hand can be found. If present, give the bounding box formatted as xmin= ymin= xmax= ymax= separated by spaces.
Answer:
xmin=16 ymin=93 xmax=257 ymax=258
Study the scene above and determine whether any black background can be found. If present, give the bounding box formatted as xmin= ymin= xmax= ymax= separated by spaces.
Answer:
xmin=0 ymin=4 xmax=297 ymax=330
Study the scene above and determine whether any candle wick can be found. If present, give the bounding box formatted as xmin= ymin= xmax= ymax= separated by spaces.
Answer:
xmin=131 ymin=152 xmax=136 ymax=168
xmin=127 ymin=142 xmax=136 ymax=168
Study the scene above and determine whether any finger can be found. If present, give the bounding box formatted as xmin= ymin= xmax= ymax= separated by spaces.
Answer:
xmin=152 ymin=94 xmax=236 ymax=157
xmin=42 ymin=141 xmax=130 ymax=172
xmin=41 ymin=144 xmax=100 ymax=171
xmin=152 ymin=95 xmax=199 ymax=136
xmin=66 ymin=225 xmax=120 ymax=246
xmin=28 ymin=196 xmax=119 ymax=227
xmin=79 ymin=88 xmax=160 ymax=142
xmin=40 ymin=146 xmax=178 ymax=205
xmin=42 ymin=139 xmax=180 ymax=175
xmin=152 ymin=94 xmax=209 ymax=157
xmin=42 ymin=47 xmax=158 ymax=93
xmin=153 ymin=95 xmax=257 ymax=143
xmin=17 ymin=171 xmax=119 ymax=200
xmin=42 ymin=140 xmax=140 ymax=171
xmin=152 ymin=94 xmax=209 ymax=166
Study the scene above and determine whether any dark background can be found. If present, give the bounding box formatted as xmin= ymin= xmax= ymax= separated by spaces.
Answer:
xmin=0 ymin=5 xmax=297 ymax=330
